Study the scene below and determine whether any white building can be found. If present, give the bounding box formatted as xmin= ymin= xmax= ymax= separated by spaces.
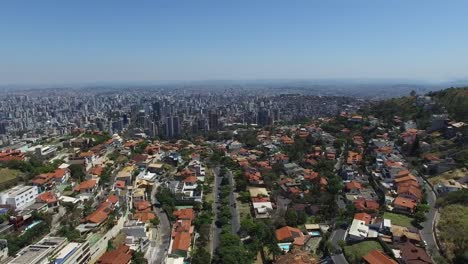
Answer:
xmin=8 ymin=237 xmax=67 ymax=264
xmin=252 ymin=201 xmax=273 ymax=219
xmin=0 ymin=185 xmax=39 ymax=209
xmin=347 ymin=219 xmax=369 ymax=241
xmin=52 ymin=241 xmax=91 ymax=264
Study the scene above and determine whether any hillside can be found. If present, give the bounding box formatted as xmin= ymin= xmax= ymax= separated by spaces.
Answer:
xmin=429 ymin=87 xmax=468 ymax=123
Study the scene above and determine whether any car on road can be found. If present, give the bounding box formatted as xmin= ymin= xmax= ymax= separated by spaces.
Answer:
xmin=421 ymin=240 xmax=427 ymax=247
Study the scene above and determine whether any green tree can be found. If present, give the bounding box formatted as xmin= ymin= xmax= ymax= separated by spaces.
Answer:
xmin=69 ymin=164 xmax=86 ymax=182
xmin=285 ymin=209 xmax=298 ymax=226
xmin=191 ymin=248 xmax=211 ymax=264
xmin=132 ymin=250 xmax=147 ymax=264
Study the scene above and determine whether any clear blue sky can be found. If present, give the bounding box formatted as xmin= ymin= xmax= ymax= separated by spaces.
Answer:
xmin=1 ymin=0 xmax=468 ymax=84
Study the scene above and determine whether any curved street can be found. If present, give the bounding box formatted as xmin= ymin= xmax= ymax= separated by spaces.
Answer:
xmin=145 ymin=181 xmax=171 ymax=264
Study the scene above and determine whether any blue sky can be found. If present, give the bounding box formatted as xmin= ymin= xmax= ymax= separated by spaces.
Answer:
xmin=1 ymin=0 xmax=468 ymax=84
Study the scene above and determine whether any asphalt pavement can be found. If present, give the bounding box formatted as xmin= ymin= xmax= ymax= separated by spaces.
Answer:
xmin=228 ymin=170 xmax=240 ymax=233
xmin=211 ymin=167 xmax=222 ymax=255
xmin=146 ymin=181 xmax=171 ymax=264
xmin=330 ymin=228 xmax=349 ymax=264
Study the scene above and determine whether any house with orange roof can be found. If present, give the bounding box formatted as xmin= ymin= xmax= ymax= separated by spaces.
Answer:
xmin=134 ymin=211 xmax=156 ymax=223
xmin=73 ymin=179 xmax=98 ymax=194
xmin=106 ymin=195 xmax=120 ymax=208
xmin=86 ymin=201 xmax=113 ymax=225
xmin=90 ymin=165 xmax=104 ymax=178
xmin=275 ymin=226 xmax=304 ymax=243
xmin=345 ymin=181 xmax=363 ymax=194
xmin=79 ymin=151 xmax=96 ymax=163
xmin=134 ymin=200 xmax=152 ymax=212
xmin=354 ymin=212 xmax=372 ymax=225
xmin=171 ymin=230 xmax=192 ymax=257
xmin=0 ymin=149 xmax=26 ymax=163
xmin=354 ymin=198 xmax=380 ymax=212
xmin=362 ymin=249 xmax=397 ymax=264
xmin=173 ymin=208 xmax=195 ymax=222
xmin=36 ymin=191 xmax=59 ymax=208
xmin=245 ymin=171 xmax=264 ymax=185
xmin=393 ymin=196 xmax=417 ymax=213
xmin=397 ymin=185 xmax=422 ymax=202
xmin=31 ymin=168 xmax=70 ymax=191
xmin=97 ymin=244 xmax=133 ymax=264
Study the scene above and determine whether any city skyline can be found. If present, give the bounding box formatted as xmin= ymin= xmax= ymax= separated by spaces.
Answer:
xmin=2 ymin=0 xmax=468 ymax=84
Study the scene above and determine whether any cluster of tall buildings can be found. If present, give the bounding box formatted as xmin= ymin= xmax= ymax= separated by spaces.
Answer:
xmin=0 ymin=87 xmax=364 ymax=145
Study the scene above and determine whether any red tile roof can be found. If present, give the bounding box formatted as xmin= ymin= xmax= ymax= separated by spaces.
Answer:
xmin=275 ymin=226 xmax=303 ymax=242
xmin=394 ymin=197 xmax=417 ymax=210
xmin=97 ymin=244 xmax=132 ymax=264
xmin=106 ymin=195 xmax=119 ymax=205
xmin=134 ymin=200 xmax=152 ymax=212
xmin=354 ymin=198 xmax=380 ymax=211
xmin=363 ymin=249 xmax=397 ymax=264
xmin=86 ymin=202 xmax=112 ymax=224
xmin=171 ymin=231 xmax=191 ymax=253
xmin=90 ymin=166 xmax=104 ymax=176
xmin=173 ymin=208 xmax=195 ymax=222
xmin=37 ymin=191 xmax=58 ymax=204
xmin=73 ymin=179 xmax=97 ymax=192
xmin=345 ymin=181 xmax=363 ymax=191
xmin=134 ymin=212 xmax=156 ymax=223
xmin=397 ymin=185 xmax=422 ymax=200
xmin=354 ymin=212 xmax=372 ymax=225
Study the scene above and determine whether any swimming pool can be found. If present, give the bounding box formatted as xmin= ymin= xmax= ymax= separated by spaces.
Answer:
xmin=308 ymin=231 xmax=321 ymax=237
xmin=277 ymin=243 xmax=291 ymax=252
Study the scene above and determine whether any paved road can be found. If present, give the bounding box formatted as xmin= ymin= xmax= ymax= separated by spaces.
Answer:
xmin=330 ymin=228 xmax=349 ymax=264
xmin=146 ymin=181 xmax=171 ymax=264
xmin=227 ymin=170 xmax=240 ymax=233
xmin=419 ymin=177 xmax=441 ymax=260
xmin=211 ymin=167 xmax=222 ymax=256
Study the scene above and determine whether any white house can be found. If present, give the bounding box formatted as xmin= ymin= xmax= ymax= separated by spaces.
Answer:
xmin=0 ymin=185 xmax=39 ymax=210
xmin=347 ymin=218 xmax=369 ymax=241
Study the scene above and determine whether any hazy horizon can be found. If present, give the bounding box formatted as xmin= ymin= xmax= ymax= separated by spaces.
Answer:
xmin=2 ymin=1 xmax=468 ymax=84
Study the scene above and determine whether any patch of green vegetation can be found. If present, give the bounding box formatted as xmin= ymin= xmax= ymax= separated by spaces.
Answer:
xmin=438 ymin=204 xmax=468 ymax=262
xmin=237 ymin=201 xmax=251 ymax=220
xmin=430 ymin=87 xmax=468 ymax=123
xmin=343 ymin=241 xmax=383 ymax=264
xmin=0 ymin=168 xmax=22 ymax=184
xmin=383 ymin=212 xmax=415 ymax=228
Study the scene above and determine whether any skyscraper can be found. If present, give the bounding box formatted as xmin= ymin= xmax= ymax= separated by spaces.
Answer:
xmin=208 ymin=111 xmax=219 ymax=131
